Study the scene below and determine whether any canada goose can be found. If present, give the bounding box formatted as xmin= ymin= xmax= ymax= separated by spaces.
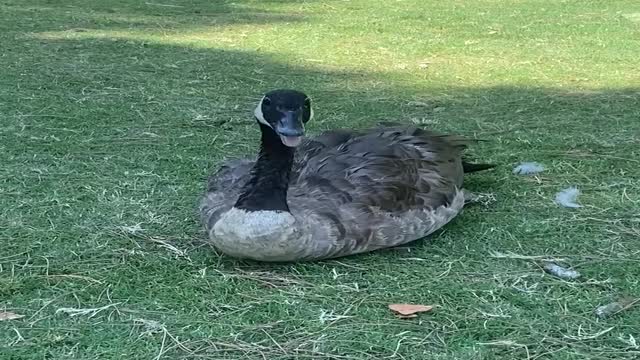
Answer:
xmin=200 ymin=89 xmax=494 ymax=262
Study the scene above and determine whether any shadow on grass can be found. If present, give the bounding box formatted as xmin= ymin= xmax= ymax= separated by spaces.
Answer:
xmin=0 ymin=0 xmax=308 ymax=33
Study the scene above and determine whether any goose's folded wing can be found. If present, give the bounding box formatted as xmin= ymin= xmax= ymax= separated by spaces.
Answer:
xmin=294 ymin=128 xmax=465 ymax=212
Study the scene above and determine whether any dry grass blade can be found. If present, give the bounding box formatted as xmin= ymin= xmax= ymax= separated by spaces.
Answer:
xmin=212 ymin=268 xmax=312 ymax=288
xmin=56 ymin=303 xmax=121 ymax=318
xmin=564 ymin=326 xmax=615 ymax=341
xmin=490 ymin=251 xmax=566 ymax=262
xmin=40 ymin=274 xmax=103 ymax=284
xmin=148 ymin=237 xmax=191 ymax=260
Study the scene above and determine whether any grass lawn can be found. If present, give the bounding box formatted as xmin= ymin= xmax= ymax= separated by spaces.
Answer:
xmin=2 ymin=0 xmax=640 ymax=358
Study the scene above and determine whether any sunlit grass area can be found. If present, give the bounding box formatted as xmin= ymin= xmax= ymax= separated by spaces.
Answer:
xmin=1 ymin=1 xmax=639 ymax=359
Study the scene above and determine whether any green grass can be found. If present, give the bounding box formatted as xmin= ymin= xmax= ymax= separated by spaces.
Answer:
xmin=1 ymin=0 xmax=640 ymax=358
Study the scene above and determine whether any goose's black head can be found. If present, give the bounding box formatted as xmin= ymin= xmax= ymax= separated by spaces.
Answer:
xmin=254 ymin=89 xmax=313 ymax=147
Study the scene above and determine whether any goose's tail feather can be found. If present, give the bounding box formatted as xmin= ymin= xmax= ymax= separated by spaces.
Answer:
xmin=462 ymin=161 xmax=496 ymax=173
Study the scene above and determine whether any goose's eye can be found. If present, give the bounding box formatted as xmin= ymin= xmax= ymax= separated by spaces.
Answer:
xmin=263 ymin=97 xmax=272 ymax=107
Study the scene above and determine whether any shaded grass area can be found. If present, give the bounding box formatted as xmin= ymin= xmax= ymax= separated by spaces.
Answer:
xmin=1 ymin=0 xmax=639 ymax=359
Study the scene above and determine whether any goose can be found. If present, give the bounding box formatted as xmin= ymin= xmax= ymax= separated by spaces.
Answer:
xmin=199 ymin=89 xmax=494 ymax=262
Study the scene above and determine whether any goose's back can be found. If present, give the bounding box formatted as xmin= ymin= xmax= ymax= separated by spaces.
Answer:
xmin=295 ymin=125 xmax=466 ymax=208
xmin=284 ymin=125 xmax=468 ymax=258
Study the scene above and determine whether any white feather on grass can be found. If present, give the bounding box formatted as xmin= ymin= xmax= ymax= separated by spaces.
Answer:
xmin=555 ymin=186 xmax=582 ymax=208
xmin=542 ymin=262 xmax=580 ymax=280
xmin=594 ymin=298 xmax=640 ymax=319
xmin=513 ymin=162 xmax=545 ymax=175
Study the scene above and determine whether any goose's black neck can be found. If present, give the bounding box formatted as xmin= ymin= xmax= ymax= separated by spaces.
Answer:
xmin=234 ymin=122 xmax=295 ymax=212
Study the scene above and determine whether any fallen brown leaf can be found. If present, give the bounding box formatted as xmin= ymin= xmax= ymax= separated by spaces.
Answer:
xmin=0 ymin=311 xmax=25 ymax=321
xmin=388 ymin=304 xmax=433 ymax=317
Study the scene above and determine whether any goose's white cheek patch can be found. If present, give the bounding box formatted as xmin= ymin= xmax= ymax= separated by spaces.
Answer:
xmin=254 ymin=97 xmax=271 ymax=128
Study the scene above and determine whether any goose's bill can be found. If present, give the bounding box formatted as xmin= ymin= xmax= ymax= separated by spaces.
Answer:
xmin=279 ymin=135 xmax=303 ymax=147
xmin=275 ymin=110 xmax=305 ymax=147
